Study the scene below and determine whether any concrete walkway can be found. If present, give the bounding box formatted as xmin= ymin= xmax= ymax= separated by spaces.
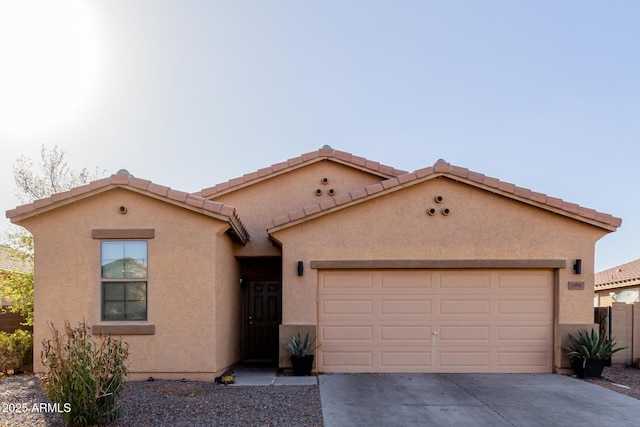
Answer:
xmin=228 ymin=364 xmax=317 ymax=386
xmin=320 ymin=373 xmax=640 ymax=427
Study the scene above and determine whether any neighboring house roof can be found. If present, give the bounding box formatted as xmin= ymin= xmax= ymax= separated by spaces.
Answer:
xmin=5 ymin=171 xmax=250 ymax=244
xmin=195 ymin=146 xmax=407 ymax=198
xmin=0 ymin=245 xmax=30 ymax=274
xmin=595 ymin=258 xmax=640 ymax=291
xmin=266 ymin=160 xmax=622 ymax=233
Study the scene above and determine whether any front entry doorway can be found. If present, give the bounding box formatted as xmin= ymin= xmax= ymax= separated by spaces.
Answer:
xmin=239 ymin=258 xmax=282 ymax=363
xmin=246 ymin=280 xmax=281 ymax=360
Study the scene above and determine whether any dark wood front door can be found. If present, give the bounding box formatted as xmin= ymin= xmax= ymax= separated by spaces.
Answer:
xmin=246 ymin=280 xmax=281 ymax=360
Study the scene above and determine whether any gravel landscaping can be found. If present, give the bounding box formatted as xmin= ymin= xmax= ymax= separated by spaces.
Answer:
xmin=3 ymin=366 xmax=640 ymax=426
xmin=582 ymin=365 xmax=640 ymax=401
xmin=0 ymin=374 xmax=323 ymax=427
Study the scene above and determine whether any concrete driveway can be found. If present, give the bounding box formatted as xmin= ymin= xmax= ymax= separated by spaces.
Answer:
xmin=319 ymin=373 xmax=640 ymax=426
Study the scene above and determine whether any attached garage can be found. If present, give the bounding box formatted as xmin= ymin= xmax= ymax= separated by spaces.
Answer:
xmin=317 ymin=269 xmax=554 ymax=373
xmin=268 ymin=160 xmax=621 ymax=374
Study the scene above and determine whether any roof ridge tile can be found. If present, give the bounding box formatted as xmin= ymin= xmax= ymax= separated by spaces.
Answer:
xmin=382 ymin=177 xmax=400 ymax=190
xmin=433 ymin=162 xmax=451 ymax=173
xmin=130 ymin=177 xmax=151 ymax=191
xmin=110 ymin=173 xmax=129 ymax=185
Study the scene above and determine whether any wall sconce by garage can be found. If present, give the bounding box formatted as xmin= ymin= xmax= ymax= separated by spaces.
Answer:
xmin=297 ymin=261 xmax=304 ymax=276
xmin=573 ymin=259 xmax=582 ymax=274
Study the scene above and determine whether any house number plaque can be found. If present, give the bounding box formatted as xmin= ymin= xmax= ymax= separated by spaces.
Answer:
xmin=568 ymin=281 xmax=585 ymax=290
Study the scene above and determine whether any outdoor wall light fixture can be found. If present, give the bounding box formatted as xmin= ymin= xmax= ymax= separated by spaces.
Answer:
xmin=297 ymin=261 xmax=304 ymax=276
xmin=573 ymin=259 xmax=582 ymax=274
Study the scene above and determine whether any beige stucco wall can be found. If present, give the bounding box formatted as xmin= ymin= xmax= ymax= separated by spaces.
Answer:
xmin=211 ymin=160 xmax=385 ymax=257
xmin=18 ymin=188 xmax=240 ymax=381
xmin=270 ymin=177 xmax=610 ymax=371
xmin=215 ymin=233 xmax=242 ymax=370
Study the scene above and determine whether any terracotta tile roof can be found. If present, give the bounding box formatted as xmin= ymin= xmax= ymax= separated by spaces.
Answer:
xmin=266 ymin=161 xmax=622 ymax=232
xmin=195 ymin=146 xmax=407 ymax=198
xmin=595 ymin=259 xmax=640 ymax=290
xmin=6 ymin=173 xmax=250 ymax=244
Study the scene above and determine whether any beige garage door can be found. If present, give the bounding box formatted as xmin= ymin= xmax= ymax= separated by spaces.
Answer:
xmin=317 ymin=269 xmax=554 ymax=373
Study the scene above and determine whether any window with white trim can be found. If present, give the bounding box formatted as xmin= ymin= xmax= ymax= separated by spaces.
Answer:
xmin=101 ymin=241 xmax=147 ymax=321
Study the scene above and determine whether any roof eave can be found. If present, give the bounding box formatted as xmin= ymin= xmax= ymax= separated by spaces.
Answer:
xmin=595 ymin=279 xmax=640 ymax=291
xmin=7 ymin=184 xmax=250 ymax=245
xmin=267 ymin=171 xmax=621 ymax=234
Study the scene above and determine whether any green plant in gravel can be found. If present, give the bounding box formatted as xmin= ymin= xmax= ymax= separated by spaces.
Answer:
xmin=41 ymin=321 xmax=129 ymax=427
xmin=564 ymin=328 xmax=626 ymax=366
xmin=0 ymin=329 xmax=33 ymax=374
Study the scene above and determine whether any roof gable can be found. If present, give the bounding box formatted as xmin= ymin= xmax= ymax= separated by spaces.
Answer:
xmin=6 ymin=173 xmax=250 ymax=244
xmin=195 ymin=146 xmax=407 ymax=199
xmin=266 ymin=161 xmax=622 ymax=233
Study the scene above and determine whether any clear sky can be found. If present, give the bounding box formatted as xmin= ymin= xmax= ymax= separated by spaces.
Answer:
xmin=0 ymin=0 xmax=638 ymax=271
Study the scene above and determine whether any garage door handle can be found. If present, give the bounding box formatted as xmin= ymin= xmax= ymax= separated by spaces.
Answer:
xmin=433 ymin=332 xmax=438 ymax=335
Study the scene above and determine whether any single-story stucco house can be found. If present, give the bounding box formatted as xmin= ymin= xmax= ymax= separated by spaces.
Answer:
xmin=595 ymin=259 xmax=640 ymax=307
xmin=5 ymin=147 xmax=622 ymax=380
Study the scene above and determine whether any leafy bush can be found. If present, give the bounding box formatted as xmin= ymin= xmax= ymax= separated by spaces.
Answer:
xmin=0 ymin=329 xmax=33 ymax=373
xmin=41 ymin=321 xmax=129 ymax=427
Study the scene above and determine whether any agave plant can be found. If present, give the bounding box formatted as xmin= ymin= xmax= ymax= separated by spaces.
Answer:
xmin=564 ymin=328 xmax=625 ymax=366
xmin=284 ymin=332 xmax=318 ymax=357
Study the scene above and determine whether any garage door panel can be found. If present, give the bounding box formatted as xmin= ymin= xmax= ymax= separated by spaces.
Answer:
xmin=498 ymin=299 xmax=549 ymax=315
xmin=438 ymin=352 xmax=491 ymax=367
xmin=440 ymin=272 xmax=491 ymax=289
xmin=498 ymin=271 xmax=551 ymax=288
xmin=381 ymin=271 xmax=431 ymax=289
xmin=321 ymin=298 xmax=373 ymax=315
xmin=381 ymin=299 xmax=431 ymax=315
xmin=440 ymin=299 xmax=490 ymax=315
xmin=498 ymin=351 xmax=550 ymax=369
xmin=321 ymin=271 xmax=374 ymax=289
xmin=497 ymin=325 xmax=551 ymax=340
xmin=380 ymin=351 xmax=431 ymax=368
xmin=439 ymin=326 xmax=490 ymax=342
xmin=322 ymin=351 xmax=373 ymax=368
xmin=322 ymin=325 xmax=373 ymax=341
xmin=317 ymin=269 xmax=553 ymax=374
xmin=380 ymin=325 xmax=432 ymax=341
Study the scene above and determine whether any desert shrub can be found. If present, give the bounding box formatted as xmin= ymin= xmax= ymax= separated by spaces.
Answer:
xmin=41 ymin=321 xmax=129 ymax=427
xmin=0 ymin=329 xmax=33 ymax=373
